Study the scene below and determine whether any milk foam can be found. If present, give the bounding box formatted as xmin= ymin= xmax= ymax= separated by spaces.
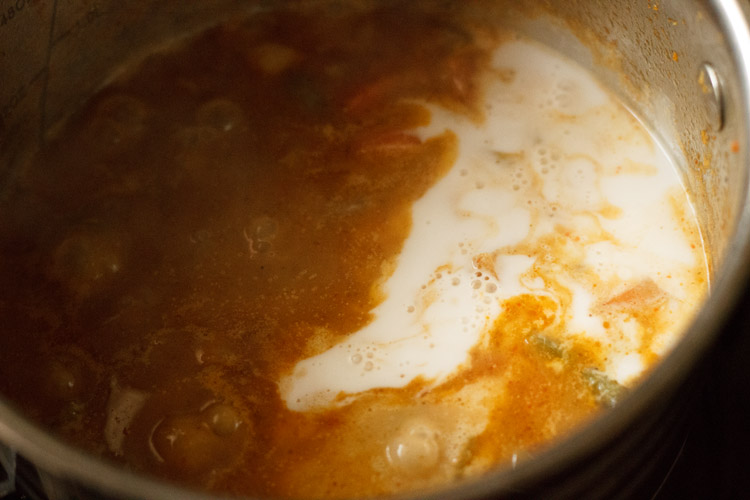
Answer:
xmin=279 ymin=39 xmax=705 ymax=412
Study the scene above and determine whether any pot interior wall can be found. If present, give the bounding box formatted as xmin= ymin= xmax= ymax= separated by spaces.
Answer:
xmin=0 ymin=0 xmax=748 ymax=499
xmin=493 ymin=0 xmax=748 ymax=278
xmin=1 ymin=0 xmax=743 ymax=273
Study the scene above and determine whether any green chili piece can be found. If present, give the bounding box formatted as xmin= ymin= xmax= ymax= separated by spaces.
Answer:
xmin=582 ymin=367 xmax=628 ymax=409
xmin=526 ymin=332 xmax=565 ymax=358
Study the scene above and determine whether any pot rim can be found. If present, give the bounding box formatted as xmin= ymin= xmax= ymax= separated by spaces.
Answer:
xmin=2 ymin=1 xmax=750 ymax=499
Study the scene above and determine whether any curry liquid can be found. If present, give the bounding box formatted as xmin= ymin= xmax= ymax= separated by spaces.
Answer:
xmin=0 ymin=2 xmax=702 ymax=498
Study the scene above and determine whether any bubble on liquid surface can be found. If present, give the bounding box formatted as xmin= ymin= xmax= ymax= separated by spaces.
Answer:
xmin=151 ymin=414 xmax=217 ymax=471
xmin=86 ymin=94 xmax=148 ymax=148
xmin=196 ymin=99 xmax=246 ymax=132
xmin=149 ymin=403 xmax=245 ymax=474
xmin=45 ymin=357 xmax=86 ymax=402
xmin=50 ymin=227 xmax=126 ymax=299
xmin=251 ymin=216 xmax=278 ymax=240
xmin=169 ymin=125 xmax=223 ymax=179
xmin=386 ymin=420 xmax=440 ymax=474
xmin=173 ymin=126 xmax=221 ymax=154
xmin=244 ymin=216 xmax=279 ymax=256
xmin=203 ymin=402 xmax=243 ymax=437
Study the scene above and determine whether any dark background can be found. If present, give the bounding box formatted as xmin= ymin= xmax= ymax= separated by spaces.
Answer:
xmin=655 ymin=292 xmax=750 ymax=500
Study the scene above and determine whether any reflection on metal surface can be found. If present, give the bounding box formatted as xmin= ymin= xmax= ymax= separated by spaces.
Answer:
xmin=699 ymin=62 xmax=726 ymax=131
xmin=0 ymin=442 xmax=16 ymax=497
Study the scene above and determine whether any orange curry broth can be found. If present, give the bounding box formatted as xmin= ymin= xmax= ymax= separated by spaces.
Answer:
xmin=0 ymin=3 xmax=610 ymax=498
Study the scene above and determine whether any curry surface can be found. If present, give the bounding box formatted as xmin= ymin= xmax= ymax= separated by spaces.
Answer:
xmin=0 ymin=3 xmax=654 ymax=498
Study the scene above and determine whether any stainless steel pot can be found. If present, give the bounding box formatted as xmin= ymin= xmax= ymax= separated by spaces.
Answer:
xmin=1 ymin=1 xmax=750 ymax=498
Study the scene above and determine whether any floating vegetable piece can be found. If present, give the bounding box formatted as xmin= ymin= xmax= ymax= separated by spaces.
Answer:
xmin=582 ymin=367 xmax=628 ymax=408
xmin=526 ymin=332 xmax=566 ymax=359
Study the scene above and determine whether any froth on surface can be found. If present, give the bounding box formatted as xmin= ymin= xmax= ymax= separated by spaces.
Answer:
xmin=280 ymin=39 xmax=706 ymax=422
